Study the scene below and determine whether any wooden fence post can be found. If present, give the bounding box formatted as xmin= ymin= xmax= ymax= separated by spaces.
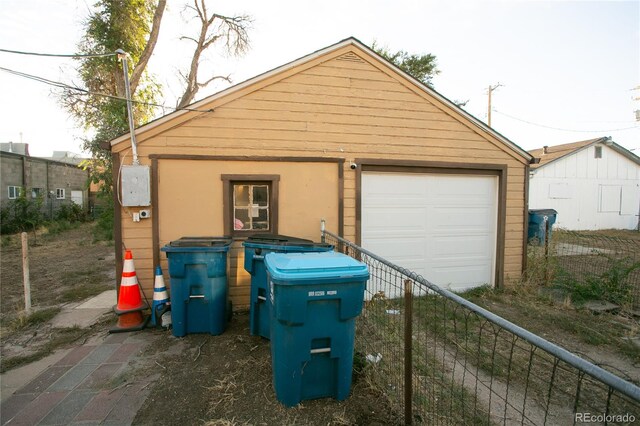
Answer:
xmin=404 ymin=279 xmax=413 ymax=425
xmin=21 ymin=232 xmax=31 ymax=314
xmin=544 ymin=218 xmax=550 ymax=285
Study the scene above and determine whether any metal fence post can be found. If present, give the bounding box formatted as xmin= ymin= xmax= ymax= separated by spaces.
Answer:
xmin=404 ymin=279 xmax=413 ymax=425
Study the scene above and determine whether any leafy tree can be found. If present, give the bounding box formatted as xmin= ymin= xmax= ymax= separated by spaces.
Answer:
xmin=372 ymin=41 xmax=440 ymax=87
xmin=60 ymin=0 xmax=167 ymax=195
xmin=372 ymin=42 xmax=469 ymax=107
xmin=60 ymin=0 xmax=252 ymax=197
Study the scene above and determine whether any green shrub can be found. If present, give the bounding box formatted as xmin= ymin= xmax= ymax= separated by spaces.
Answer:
xmin=55 ymin=203 xmax=87 ymax=223
xmin=93 ymin=195 xmax=114 ymax=241
xmin=0 ymin=193 xmax=45 ymax=234
xmin=555 ymin=256 xmax=639 ymax=306
xmin=46 ymin=220 xmax=75 ymax=236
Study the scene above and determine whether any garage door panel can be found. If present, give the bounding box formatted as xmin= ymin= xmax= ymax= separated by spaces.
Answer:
xmin=364 ymin=207 xmax=427 ymax=232
xmin=430 ymin=264 xmax=492 ymax=285
xmin=431 ymin=207 xmax=494 ymax=231
xmin=429 ymin=236 xmax=493 ymax=257
xmin=362 ymin=172 xmax=497 ymax=296
xmin=366 ymin=238 xmax=425 ymax=258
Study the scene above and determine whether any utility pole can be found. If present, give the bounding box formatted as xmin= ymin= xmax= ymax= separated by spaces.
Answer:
xmin=487 ymin=83 xmax=503 ymax=127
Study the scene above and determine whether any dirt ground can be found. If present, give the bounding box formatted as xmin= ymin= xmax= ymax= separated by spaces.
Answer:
xmin=1 ymin=224 xmax=638 ymax=424
xmin=135 ymin=313 xmax=400 ymax=426
xmin=0 ymin=223 xmax=115 ymax=370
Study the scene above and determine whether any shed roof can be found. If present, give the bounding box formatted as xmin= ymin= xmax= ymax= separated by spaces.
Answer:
xmin=0 ymin=142 xmax=29 ymax=156
xmin=528 ymin=137 xmax=640 ymax=170
xmin=110 ymin=37 xmax=533 ymax=163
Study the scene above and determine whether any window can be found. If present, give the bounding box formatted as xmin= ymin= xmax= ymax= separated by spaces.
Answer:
xmin=31 ymin=187 xmax=44 ymax=199
xmin=7 ymin=186 xmax=22 ymax=199
xmin=221 ymin=174 xmax=279 ymax=237
xmin=594 ymin=146 xmax=602 ymax=159
xmin=233 ymin=184 xmax=270 ymax=230
xmin=56 ymin=188 xmax=66 ymax=199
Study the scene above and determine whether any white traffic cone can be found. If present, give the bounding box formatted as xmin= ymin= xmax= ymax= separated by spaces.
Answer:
xmin=151 ymin=266 xmax=171 ymax=327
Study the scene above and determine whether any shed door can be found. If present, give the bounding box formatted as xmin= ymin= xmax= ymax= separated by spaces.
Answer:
xmin=71 ymin=190 xmax=83 ymax=206
xmin=361 ymin=172 xmax=498 ymax=295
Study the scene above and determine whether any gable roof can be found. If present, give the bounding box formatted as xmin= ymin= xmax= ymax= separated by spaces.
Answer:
xmin=110 ymin=37 xmax=533 ymax=163
xmin=529 ymin=137 xmax=640 ymax=170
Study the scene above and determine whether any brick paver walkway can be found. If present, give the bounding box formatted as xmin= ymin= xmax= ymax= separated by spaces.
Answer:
xmin=1 ymin=331 xmax=158 ymax=425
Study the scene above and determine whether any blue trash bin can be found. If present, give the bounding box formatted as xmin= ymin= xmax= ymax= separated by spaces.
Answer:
xmin=243 ymin=234 xmax=333 ymax=339
xmin=265 ymin=251 xmax=369 ymax=407
xmin=161 ymin=237 xmax=232 ymax=337
xmin=528 ymin=209 xmax=558 ymax=246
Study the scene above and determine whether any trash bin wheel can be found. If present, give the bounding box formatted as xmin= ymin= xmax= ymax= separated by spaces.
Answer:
xmin=227 ymin=300 xmax=233 ymax=322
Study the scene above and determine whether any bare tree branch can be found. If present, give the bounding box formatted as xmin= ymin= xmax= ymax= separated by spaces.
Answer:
xmin=198 ymin=74 xmax=231 ymax=88
xmin=176 ymin=0 xmax=252 ymax=109
xmin=129 ymin=0 xmax=167 ymax=92
xmin=179 ymin=36 xmax=200 ymax=44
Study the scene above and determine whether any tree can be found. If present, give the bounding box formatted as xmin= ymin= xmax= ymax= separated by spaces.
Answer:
xmin=372 ymin=42 xmax=468 ymax=106
xmin=372 ymin=41 xmax=440 ymax=88
xmin=176 ymin=0 xmax=252 ymax=109
xmin=60 ymin=0 xmax=253 ymax=199
xmin=61 ymin=0 xmax=167 ymax=195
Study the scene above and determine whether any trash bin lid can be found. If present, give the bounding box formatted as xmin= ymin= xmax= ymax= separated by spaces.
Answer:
xmin=265 ymin=251 xmax=369 ymax=283
xmin=245 ymin=233 xmax=313 ymax=245
xmin=243 ymin=233 xmax=332 ymax=250
xmin=161 ymin=236 xmax=232 ymax=252
xmin=528 ymin=209 xmax=557 ymax=216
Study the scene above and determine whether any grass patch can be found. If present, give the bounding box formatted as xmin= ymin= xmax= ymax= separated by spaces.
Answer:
xmin=10 ymin=307 xmax=61 ymax=331
xmin=0 ymin=326 xmax=86 ymax=373
xmin=44 ymin=220 xmax=79 ymax=237
xmin=463 ymin=289 xmax=640 ymax=364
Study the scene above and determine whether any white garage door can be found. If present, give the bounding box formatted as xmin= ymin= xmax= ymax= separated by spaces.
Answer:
xmin=362 ymin=172 xmax=498 ymax=296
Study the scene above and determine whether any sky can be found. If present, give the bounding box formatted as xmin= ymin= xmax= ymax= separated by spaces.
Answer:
xmin=0 ymin=0 xmax=638 ymax=158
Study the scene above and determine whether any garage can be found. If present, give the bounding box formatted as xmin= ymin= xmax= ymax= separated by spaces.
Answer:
xmin=361 ymin=170 xmax=500 ymax=294
xmin=109 ymin=38 xmax=531 ymax=306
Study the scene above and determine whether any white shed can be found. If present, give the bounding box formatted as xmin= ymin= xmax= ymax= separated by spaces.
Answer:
xmin=528 ymin=137 xmax=640 ymax=230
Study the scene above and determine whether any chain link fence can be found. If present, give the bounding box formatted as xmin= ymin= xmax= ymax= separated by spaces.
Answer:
xmin=322 ymin=227 xmax=640 ymax=425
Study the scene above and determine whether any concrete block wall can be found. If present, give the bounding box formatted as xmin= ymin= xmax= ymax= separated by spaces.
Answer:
xmin=0 ymin=156 xmax=25 ymax=204
xmin=0 ymin=152 xmax=90 ymax=211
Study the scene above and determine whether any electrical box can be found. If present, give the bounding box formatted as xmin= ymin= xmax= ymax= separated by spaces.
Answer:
xmin=121 ymin=165 xmax=151 ymax=207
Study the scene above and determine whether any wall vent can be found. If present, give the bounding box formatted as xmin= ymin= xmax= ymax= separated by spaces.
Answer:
xmin=336 ymin=52 xmax=365 ymax=63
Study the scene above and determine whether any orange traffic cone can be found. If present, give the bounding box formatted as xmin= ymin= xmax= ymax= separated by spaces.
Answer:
xmin=110 ymin=249 xmax=149 ymax=333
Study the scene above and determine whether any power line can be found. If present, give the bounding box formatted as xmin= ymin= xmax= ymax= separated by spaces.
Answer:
xmin=0 ymin=66 xmax=213 ymax=114
xmin=0 ymin=48 xmax=117 ymax=58
xmin=493 ymin=109 xmax=638 ymax=133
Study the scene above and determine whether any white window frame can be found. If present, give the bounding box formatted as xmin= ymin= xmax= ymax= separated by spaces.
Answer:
xmin=8 ymin=186 xmax=22 ymax=199
xmin=56 ymin=188 xmax=66 ymax=199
